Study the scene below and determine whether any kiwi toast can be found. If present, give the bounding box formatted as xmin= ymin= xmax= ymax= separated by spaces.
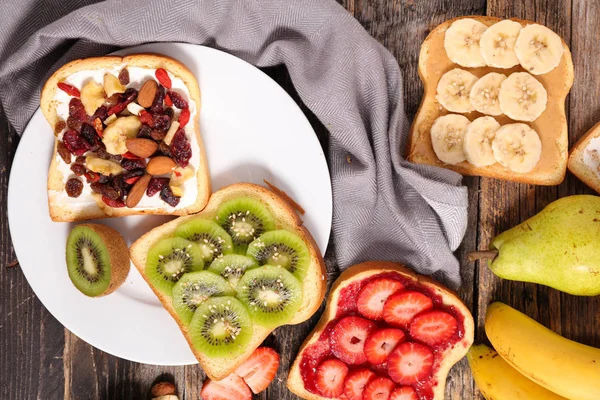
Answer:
xmin=407 ymin=16 xmax=574 ymax=185
xmin=41 ymin=54 xmax=210 ymax=222
xmin=568 ymin=121 xmax=600 ymax=195
xmin=287 ymin=261 xmax=474 ymax=400
xmin=129 ymin=183 xmax=327 ymax=380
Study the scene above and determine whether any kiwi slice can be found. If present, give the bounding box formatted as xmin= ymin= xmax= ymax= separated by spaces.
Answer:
xmin=66 ymin=224 xmax=130 ymax=297
xmin=207 ymin=254 xmax=258 ymax=289
xmin=172 ymin=271 xmax=234 ymax=324
xmin=246 ymin=230 xmax=311 ymax=280
xmin=174 ymin=218 xmax=233 ymax=264
xmin=215 ymin=197 xmax=276 ymax=252
xmin=189 ymin=296 xmax=253 ymax=358
xmin=236 ymin=265 xmax=302 ymax=328
xmin=145 ymin=237 xmax=204 ymax=295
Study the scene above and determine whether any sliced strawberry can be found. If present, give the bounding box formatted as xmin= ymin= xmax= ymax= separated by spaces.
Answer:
xmin=234 ymin=347 xmax=280 ymax=394
xmin=330 ymin=316 xmax=376 ymax=364
xmin=383 ymin=291 xmax=433 ymax=327
xmin=388 ymin=342 xmax=433 ymax=385
xmin=364 ymin=328 xmax=406 ymax=365
xmin=390 ymin=386 xmax=417 ymax=400
xmin=363 ymin=376 xmax=396 ymax=400
xmin=357 ymin=278 xmax=405 ymax=320
xmin=343 ymin=368 xmax=375 ymax=400
xmin=314 ymin=358 xmax=349 ymax=398
xmin=409 ymin=310 xmax=458 ymax=346
xmin=200 ymin=374 xmax=251 ymax=400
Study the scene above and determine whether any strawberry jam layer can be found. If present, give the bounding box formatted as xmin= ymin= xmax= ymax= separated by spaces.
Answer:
xmin=299 ymin=272 xmax=466 ymax=400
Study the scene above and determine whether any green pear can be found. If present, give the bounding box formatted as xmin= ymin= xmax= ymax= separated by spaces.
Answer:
xmin=471 ymin=195 xmax=600 ymax=296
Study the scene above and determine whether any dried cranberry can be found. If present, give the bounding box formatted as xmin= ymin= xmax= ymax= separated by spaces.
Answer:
xmin=81 ymin=123 xmax=100 ymax=146
xmin=167 ymin=91 xmax=188 ymax=109
xmin=57 ymin=141 xmax=71 ymax=164
xmin=139 ymin=110 xmax=154 ymax=126
xmin=155 ymin=69 xmax=172 ymax=89
xmin=170 ymin=129 xmax=191 ymax=167
xmin=150 ymin=85 xmax=165 ymax=113
xmin=157 ymin=141 xmax=173 ymax=157
xmin=70 ymin=163 xmax=86 ymax=176
xmin=118 ymin=68 xmax=130 ymax=85
xmin=65 ymin=178 xmax=83 ymax=198
xmin=137 ymin=124 xmax=153 ymax=139
xmin=178 ymin=108 xmax=190 ymax=128
xmin=146 ymin=177 xmax=169 ymax=197
xmin=85 ymin=171 xmax=101 ymax=183
xmin=164 ymin=108 xmax=174 ymax=120
xmin=69 ymin=98 xmax=87 ymax=121
xmin=121 ymin=158 xmax=146 ymax=171
xmin=153 ymin=114 xmax=171 ymax=132
xmin=90 ymin=182 xmax=119 ymax=200
xmin=62 ymin=130 xmax=90 ymax=156
xmin=150 ymin=129 xmax=166 ymax=141
xmin=102 ymin=196 xmax=126 ymax=208
xmin=93 ymin=106 xmax=108 ymax=122
xmin=160 ymin=186 xmax=180 ymax=207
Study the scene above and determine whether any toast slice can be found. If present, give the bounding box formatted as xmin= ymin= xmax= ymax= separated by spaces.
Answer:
xmin=568 ymin=121 xmax=600 ymax=194
xmin=407 ymin=16 xmax=574 ymax=185
xmin=129 ymin=183 xmax=327 ymax=380
xmin=287 ymin=261 xmax=474 ymax=400
xmin=41 ymin=54 xmax=210 ymax=221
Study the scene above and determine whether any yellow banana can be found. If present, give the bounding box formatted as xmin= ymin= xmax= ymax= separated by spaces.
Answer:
xmin=485 ymin=302 xmax=600 ymax=400
xmin=468 ymin=344 xmax=567 ymax=399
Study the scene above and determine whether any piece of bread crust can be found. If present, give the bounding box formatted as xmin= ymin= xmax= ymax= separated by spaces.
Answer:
xmin=287 ymin=261 xmax=475 ymax=400
xmin=41 ymin=54 xmax=210 ymax=221
xmin=407 ymin=16 xmax=574 ymax=185
xmin=568 ymin=121 xmax=600 ymax=194
xmin=129 ymin=182 xmax=327 ymax=380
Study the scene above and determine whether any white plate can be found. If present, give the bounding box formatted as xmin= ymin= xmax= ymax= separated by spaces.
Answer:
xmin=7 ymin=43 xmax=332 ymax=365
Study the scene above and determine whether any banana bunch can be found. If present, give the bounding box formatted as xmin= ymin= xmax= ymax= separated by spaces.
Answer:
xmin=469 ymin=302 xmax=600 ymax=400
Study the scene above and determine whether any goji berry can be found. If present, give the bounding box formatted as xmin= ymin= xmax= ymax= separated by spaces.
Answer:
xmin=122 ymin=152 xmax=142 ymax=160
xmin=85 ymin=171 xmax=101 ymax=183
xmin=164 ymin=94 xmax=173 ymax=107
xmin=139 ymin=110 xmax=154 ymax=126
xmin=57 ymin=82 xmax=80 ymax=97
xmin=155 ymin=68 xmax=172 ymax=89
xmin=124 ymin=176 xmax=141 ymax=185
xmin=178 ymin=108 xmax=190 ymax=128
xmin=102 ymin=196 xmax=126 ymax=208
xmin=94 ymin=118 xmax=104 ymax=137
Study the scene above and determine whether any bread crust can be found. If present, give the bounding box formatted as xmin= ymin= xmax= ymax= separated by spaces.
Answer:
xmin=129 ymin=182 xmax=327 ymax=379
xmin=287 ymin=261 xmax=475 ymax=400
xmin=568 ymin=121 xmax=600 ymax=194
xmin=41 ymin=54 xmax=210 ymax=221
xmin=407 ymin=16 xmax=574 ymax=185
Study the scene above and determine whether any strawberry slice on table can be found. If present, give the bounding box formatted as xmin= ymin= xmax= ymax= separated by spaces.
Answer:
xmin=388 ymin=342 xmax=433 ymax=385
xmin=200 ymin=374 xmax=251 ymax=400
xmin=363 ymin=376 xmax=396 ymax=400
xmin=409 ymin=310 xmax=458 ymax=346
xmin=343 ymin=368 xmax=376 ymax=400
xmin=390 ymin=386 xmax=418 ymax=400
xmin=315 ymin=358 xmax=349 ymax=398
xmin=383 ymin=291 xmax=434 ymax=327
xmin=330 ymin=316 xmax=376 ymax=364
xmin=357 ymin=278 xmax=405 ymax=320
xmin=364 ymin=328 xmax=406 ymax=364
xmin=234 ymin=347 xmax=280 ymax=394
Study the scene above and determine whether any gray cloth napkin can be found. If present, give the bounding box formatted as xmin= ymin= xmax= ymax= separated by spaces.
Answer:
xmin=0 ymin=0 xmax=468 ymax=287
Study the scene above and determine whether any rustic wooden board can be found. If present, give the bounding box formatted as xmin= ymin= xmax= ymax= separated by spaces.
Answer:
xmin=2 ymin=0 xmax=600 ymax=399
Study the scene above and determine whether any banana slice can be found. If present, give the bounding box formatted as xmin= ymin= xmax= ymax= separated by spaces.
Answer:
xmin=515 ymin=24 xmax=564 ymax=75
xmin=498 ymin=72 xmax=547 ymax=121
xmin=469 ymin=72 xmax=507 ymax=116
xmin=492 ymin=123 xmax=542 ymax=173
xmin=80 ymin=81 xmax=105 ymax=116
xmin=444 ymin=18 xmax=488 ymax=67
xmin=169 ymin=165 xmax=195 ymax=197
xmin=479 ymin=20 xmax=522 ymax=68
xmin=436 ymin=68 xmax=479 ymax=113
xmin=103 ymin=73 xmax=125 ymax=97
xmin=463 ymin=116 xmax=501 ymax=167
xmin=86 ymin=155 xmax=125 ymax=175
xmin=102 ymin=116 xmax=142 ymax=155
xmin=430 ymin=114 xmax=470 ymax=165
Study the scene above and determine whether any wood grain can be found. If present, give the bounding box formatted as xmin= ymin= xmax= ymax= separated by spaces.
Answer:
xmin=2 ymin=0 xmax=600 ymax=399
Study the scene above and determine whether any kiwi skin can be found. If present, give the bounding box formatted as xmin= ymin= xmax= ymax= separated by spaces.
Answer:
xmin=68 ymin=223 xmax=130 ymax=297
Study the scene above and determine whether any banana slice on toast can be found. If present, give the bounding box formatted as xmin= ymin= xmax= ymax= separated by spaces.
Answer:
xmin=469 ymin=72 xmax=507 ymax=116
xmin=498 ymin=72 xmax=547 ymax=121
xmin=463 ymin=116 xmax=501 ymax=167
xmin=479 ymin=20 xmax=522 ymax=68
xmin=444 ymin=18 xmax=488 ymax=67
xmin=430 ymin=114 xmax=470 ymax=165
xmin=436 ymin=68 xmax=479 ymax=113
xmin=515 ymin=24 xmax=564 ymax=75
xmin=492 ymin=123 xmax=542 ymax=173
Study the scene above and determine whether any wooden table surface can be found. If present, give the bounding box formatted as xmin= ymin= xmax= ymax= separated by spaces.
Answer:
xmin=2 ymin=0 xmax=599 ymax=399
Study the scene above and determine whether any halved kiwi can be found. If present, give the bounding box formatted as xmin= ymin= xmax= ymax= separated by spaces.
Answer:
xmin=246 ymin=230 xmax=310 ymax=280
xmin=188 ymin=296 xmax=253 ymax=358
xmin=145 ymin=237 xmax=204 ymax=295
xmin=172 ymin=271 xmax=234 ymax=324
xmin=174 ymin=218 xmax=233 ymax=264
xmin=215 ymin=197 xmax=276 ymax=252
xmin=236 ymin=265 xmax=302 ymax=328
xmin=207 ymin=254 xmax=258 ymax=289
xmin=66 ymin=224 xmax=130 ymax=297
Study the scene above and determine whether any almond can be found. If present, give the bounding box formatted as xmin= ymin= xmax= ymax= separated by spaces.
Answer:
xmin=146 ymin=156 xmax=177 ymax=175
xmin=126 ymin=138 xmax=158 ymax=158
xmin=138 ymin=80 xmax=158 ymax=108
xmin=151 ymin=382 xmax=177 ymax=397
xmin=126 ymin=174 xmax=151 ymax=208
